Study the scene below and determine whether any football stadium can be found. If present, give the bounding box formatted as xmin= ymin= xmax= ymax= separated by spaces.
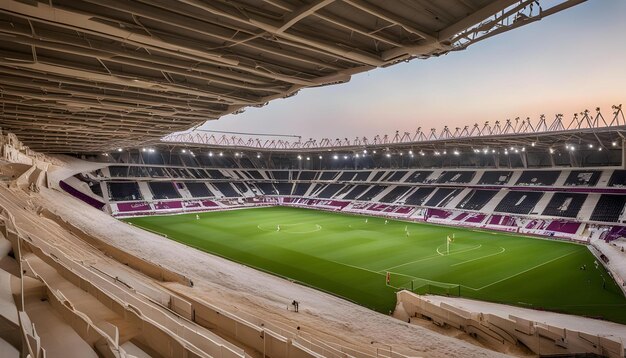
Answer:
xmin=1 ymin=1 xmax=626 ymax=358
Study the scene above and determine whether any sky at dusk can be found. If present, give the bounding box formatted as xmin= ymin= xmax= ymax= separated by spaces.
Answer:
xmin=198 ymin=1 xmax=626 ymax=141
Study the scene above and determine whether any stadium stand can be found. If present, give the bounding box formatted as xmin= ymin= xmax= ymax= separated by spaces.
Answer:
xmin=456 ymin=190 xmax=498 ymax=211
xmin=213 ymin=182 xmax=240 ymax=197
xmin=405 ymin=171 xmax=434 ymax=183
xmin=564 ymin=170 xmax=601 ymax=186
xmin=494 ymin=191 xmax=544 ymax=214
xmin=477 ymin=171 xmax=513 ymax=185
xmin=108 ymin=182 xmax=143 ymax=201
xmin=185 ymin=182 xmax=214 ymax=198
xmin=435 ymin=171 xmax=475 ymax=184
xmin=379 ymin=186 xmax=412 ymax=203
xmin=148 ymin=182 xmax=182 ymax=200
xmin=404 ymin=187 xmax=436 ymax=206
xmin=608 ymin=170 xmax=626 ymax=187
xmin=542 ymin=193 xmax=587 ymax=218
xmin=424 ymin=188 xmax=462 ymax=207
xmin=515 ymin=170 xmax=561 ymax=186
xmin=590 ymin=195 xmax=626 ymax=222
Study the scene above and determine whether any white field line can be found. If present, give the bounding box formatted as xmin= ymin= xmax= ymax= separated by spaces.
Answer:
xmin=381 ymin=244 xmax=482 ymax=273
xmin=450 ymin=247 xmax=506 ymax=267
xmin=464 ymin=250 xmax=579 ymax=291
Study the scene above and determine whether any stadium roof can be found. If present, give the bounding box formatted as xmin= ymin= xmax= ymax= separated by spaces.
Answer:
xmin=0 ymin=0 xmax=585 ymax=153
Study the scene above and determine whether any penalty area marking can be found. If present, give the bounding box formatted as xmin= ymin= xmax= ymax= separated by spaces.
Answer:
xmin=463 ymin=250 xmax=579 ymax=291
xmin=450 ymin=247 xmax=506 ymax=267
xmin=381 ymin=244 xmax=482 ymax=273
xmin=436 ymin=244 xmax=482 ymax=256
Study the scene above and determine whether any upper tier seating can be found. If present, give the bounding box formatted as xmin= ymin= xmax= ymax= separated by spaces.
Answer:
xmin=185 ymin=182 xmax=214 ymax=198
xmin=564 ymin=170 xmax=601 ymax=186
xmin=146 ymin=167 xmax=170 ymax=178
xmin=353 ymin=171 xmax=371 ymax=181
xmin=590 ymin=195 xmax=626 ymax=222
xmin=206 ymin=170 xmax=227 ymax=179
xmin=384 ymin=171 xmax=408 ymax=182
xmin=271 ymin=171 xmax=289 ymax=180
xmin=404 ymin=171 xmax=433 ymax=183
xmin=319 ymin=171 xmax=338 ymax=181
xmin=148 ymin=182 xmax=181 ymax=200
xmin=541 ymin=193 xmax=587 ymax=218
xmin=435 ymin=171 xmax=475 ymax=184
xmin=494 ymin=191 xmax=543 ymax=214
xmin=338 ymin=171 xmax=357 ymax=181
xmin=298 ymin=171 xmax=317 ymax=181
xmin=477 ymin=171 xmax=512 ymax=185
xmin=515 ymin=170 xmax=560 ymax=186
xmin=370 ymin=172 xmax=385 ymax=182
xmin=608 ymin=170 xmax=626 ymax=187
xmin=456 ymin=190 xmax=498 ymax=211
xmin=108 ymin=182 xmax=143 ymax=201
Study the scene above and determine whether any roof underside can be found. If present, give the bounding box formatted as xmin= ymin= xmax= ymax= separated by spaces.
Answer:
xmin=0 ymin=0 xmax=584 ymax=153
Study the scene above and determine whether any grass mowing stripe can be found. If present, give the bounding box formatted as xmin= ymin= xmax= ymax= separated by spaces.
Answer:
xmin=123 ymin=206 xmax=626 ymax=323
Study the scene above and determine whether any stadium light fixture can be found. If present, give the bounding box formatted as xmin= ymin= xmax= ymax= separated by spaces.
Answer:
xmin=420 ymin=151 xmax=425 ymax=156
xmin=521 ymin=147 xmax=525 ymax=152
xmin=306 ymin=156 xmax=310 ymax=161
xmin=148 ymin=148 xmax=155 ymax=153
xmin=385 ymin=153 xmax=391 ymax=158
xmin=408 ymin=150 xmax=413 ymax=155
xmin=297 ymin=155 xmax=302 ymax=160
xmin=372 ymin=150 xmax=377 ymax=154
xmin=142 ymin=148 xmax=146 ymax=152
xmin=319 ymin=155 xmax=323 ymax=159
xmin=588 ymin=144 xmax=593 ymax=149
xmin=256 ymin=154 xmax=261 ymax=158
xmin=103 ymin=153 xmax=109 ymax=157
xmin=453 ymin=150 xmax=460 ymax=156
xmin=598 ymin=147 xmax=603 ymax=152
xmin=219 ymin=152 xmax=223 ymax=156
xmin=443 ymin=150 xmax=447 ymax=155
xmin=549 ymin=148 xmax=555 ymax=154
xmin=181 ymin=149 xmax=186 ymax=153
xmin=117 ymin=148 xmax=123 ymax=152
xmin=355 ymin=153 xmax=360 ymax=158
xmin=208 ymin=152 xmax=213 ymax=157
xmin=343 ymin=155 xmax=348 ymax=160
xmin=531 ymin=142 xmax=536 ymax=147
xmin=333 ymin=154 xmax=338 ymax=160
xmin=363 ymin=149 xmax=367 ymax=154
xmin=514 ymin=149 xmax=519 ymax=153
xmin=492 ymin=149 xmax=496 ymax=153
xmin=612 ymin=141 xmax=618 ymax=147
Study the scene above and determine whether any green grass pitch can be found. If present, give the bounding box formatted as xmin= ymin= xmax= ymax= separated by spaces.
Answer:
xmin=124 ymin=206 xmax=626 ymax=323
